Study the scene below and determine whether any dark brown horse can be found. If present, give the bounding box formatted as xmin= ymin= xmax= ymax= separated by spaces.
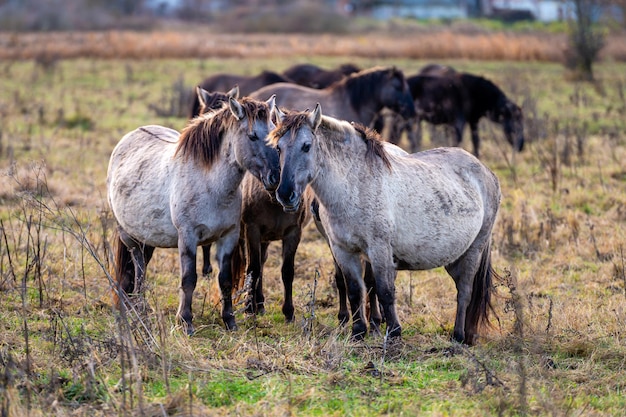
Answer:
xmin=195 ymin=92 xmax=314 ymax=323
xmin=380 ymin=65 xmax=524 ymax=158
xmin=229 ymin=173 xmax=314 ymax=322
xmin=189 ymin=70 xmax=292 ymax=119
xmin=282 ymin=63 xmax=361 ymax=89
xmin=249 ymin=66 xmax=416 ymax=127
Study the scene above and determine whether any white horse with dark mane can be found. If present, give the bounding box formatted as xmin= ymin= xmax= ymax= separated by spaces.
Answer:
xmin=108 ymin=96 xmax=279 ymax=335
xmin=269 ymin=104 xmax=501 ymax=344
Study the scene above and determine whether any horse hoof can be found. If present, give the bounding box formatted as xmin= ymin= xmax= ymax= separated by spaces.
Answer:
xmin=369 ymin=323 xmax=382 ymax=338
xmin=185 ymin=324 xmax=195 ymax=336
xmin=224 ymin=318 xmax=238 ymax=331
xmin=351 ymin=323 xmax=367 ymax=341
xmin=351 ymin=331 xmax=366 ymax=342
xmin=386 ymin=325 xmax=402 ymax=340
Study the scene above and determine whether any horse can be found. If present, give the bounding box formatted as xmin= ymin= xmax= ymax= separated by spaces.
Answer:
xmin=270 ymin=105 xmax=501 ymax=345
xmin=249 ymin=66 xmax=416 ymax=127
xmin=189 ymin=70 xmax=291 ymax=118
xmin=382 ymin=66 xmax=524 ymax=158
xmin=108 ymin=95 xmax=280 ymax=335
xmin=310 ymin=133 xmax=409 ymax=333
xmin=282 ymin=63 xmax=361 ymax=89
xmin=227 ymin=172 xmax=314 ymax=322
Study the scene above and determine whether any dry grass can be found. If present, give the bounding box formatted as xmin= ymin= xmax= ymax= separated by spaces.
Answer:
xmin=1 ymin=30 xmax=626 ymax=63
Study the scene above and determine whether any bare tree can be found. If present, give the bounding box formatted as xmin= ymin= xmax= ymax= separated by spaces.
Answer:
xmin=564 ymin=0 xmax=606 ymax=81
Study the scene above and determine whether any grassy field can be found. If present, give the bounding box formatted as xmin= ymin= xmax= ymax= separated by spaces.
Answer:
xmin=1 ymin=39 xmax=626 ymax=416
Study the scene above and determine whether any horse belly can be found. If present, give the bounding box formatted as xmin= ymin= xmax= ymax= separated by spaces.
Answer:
xmin=392 ymin=182 xmax=484 ymax=270
xmin=112 ymin=188 xmax=179 ymax=248
xmin=393 ymin=230 xmax=478 ymax=271
xmin=108 ymin=134 xmax=179 ymax=248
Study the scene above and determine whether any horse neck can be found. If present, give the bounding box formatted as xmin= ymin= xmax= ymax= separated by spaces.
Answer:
xmin=310 ymin=130 xmax=369 ymax=209
xmin=187 ymin=130 xmax=246 ymax=192
xmin=340 ymin=74 xmax=381 ymax=125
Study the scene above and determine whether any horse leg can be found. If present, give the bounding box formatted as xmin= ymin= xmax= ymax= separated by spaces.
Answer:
xmin=244 ymin=226 xmax=263 ymax=315
xmin=444 ymin=236 xmax=492 ymax=345
xmin=280 ymin=228 xmax=301 ymax=322
xmin=201 ymin=244 xmax=212 ymax=276
xmin=255 ymin=242 xmax=269 ymax=315
xmin=114 ymin=227 xmax=136 ymax=301
xmin=116 ymin=227 xmax=154 ymax=300
xmin=176 ymin=237 xmax=198 ymax=336
xmin=372 ymin=112 xmax=385 ymax=136
xmin=367 ymin=248 xmax=401 ymax=339
xmin=215 ymin=233 xmax=239 ymax=331
xmin=363 ymin=260 xmax=382 ymax=335
xmin=332 ymin=247 xmax=367 ymax=340
xmin=469 ymin=121 xmax=480 ymax=158
xmin=387 ymin=112 xmax=403 ymax=145
xmin=334 ymin=259 xmax=349 ymax=326
xmin=407 ymin=117 xmax=421 ymax=153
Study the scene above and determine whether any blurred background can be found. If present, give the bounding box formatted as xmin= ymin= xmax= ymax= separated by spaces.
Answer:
xmin=1 ymin=0 xmax=624 ymax=33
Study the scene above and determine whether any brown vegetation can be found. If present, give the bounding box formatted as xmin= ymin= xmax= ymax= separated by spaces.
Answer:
xmin=1 ymin=29 xmax=626 ymax=62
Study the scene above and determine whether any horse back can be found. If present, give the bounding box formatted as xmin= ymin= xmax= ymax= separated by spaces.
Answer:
xmin=407 ymin=75 xmax=466 ymax=124
xmin=458 ymin=73 xmax=506 ymax=122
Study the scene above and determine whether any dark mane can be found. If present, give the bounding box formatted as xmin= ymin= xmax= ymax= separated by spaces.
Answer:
xmin=341 ymin=67 xmax=403 ymax=114
xmin=178 ymin=97 xmax=269 ymax=169
xmin=352 ymin=123 xmax=391 ymax=169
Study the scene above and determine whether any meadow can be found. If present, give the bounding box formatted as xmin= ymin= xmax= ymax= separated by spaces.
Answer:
xmin=1 ymin=31 xmax=626 ymax=416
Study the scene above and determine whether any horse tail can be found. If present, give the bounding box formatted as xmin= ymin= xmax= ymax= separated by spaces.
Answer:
xmin=466 ymin=240 xmax=498 ymax=344
xmin=112 ymin=229 xmax=135 ymax=308
xmin=230 ymin=237 xmax=247 ymax=296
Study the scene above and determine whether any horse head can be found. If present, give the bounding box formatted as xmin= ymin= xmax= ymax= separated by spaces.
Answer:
xmin=379 ymin=67 xmax=417 ymax=120
xmin=497 ymin=99 xmax=524 ymax=152
xmin=231 ymin=95 xmax=281 ymax=191
xmin=270 ymin=104 xmax=322 ymax=213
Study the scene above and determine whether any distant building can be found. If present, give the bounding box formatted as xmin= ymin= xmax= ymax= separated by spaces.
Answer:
xmin=343 ymin=0 xmax=573 ymax=21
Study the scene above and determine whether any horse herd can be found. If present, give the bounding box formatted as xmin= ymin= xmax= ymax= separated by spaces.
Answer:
xmin=107 ymin=63 xmax=524 ymax=345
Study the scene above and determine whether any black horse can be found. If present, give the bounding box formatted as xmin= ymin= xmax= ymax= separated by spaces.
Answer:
xmin=381 ymin=66 xmax=524 ymax=158
xmin=282 ymin=63 xmax=361 ymax=89
xmin=189 ymin=70 xmax=291 ymax=118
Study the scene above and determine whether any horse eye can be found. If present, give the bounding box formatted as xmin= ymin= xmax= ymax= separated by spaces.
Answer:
xmin=248 ymin=133 xmax=259 ymax=141
xmin=302 ymin=143 xmax=311 ymax=153
xmin=276 ymin=146 xmax=281 ymax=154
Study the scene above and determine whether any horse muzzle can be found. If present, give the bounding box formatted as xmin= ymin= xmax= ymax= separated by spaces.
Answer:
xmin=398 ymin=100 xmax=417 ymax=120
xmin=276 ymin=189 xmax=301 ymax=213
xmin=263 ymin=171 xmax=280 ymax=192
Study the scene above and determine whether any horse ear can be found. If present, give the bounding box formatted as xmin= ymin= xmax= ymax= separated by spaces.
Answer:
xmin=266 ymin=94 xmax=276 ymax=113
xmin=229 ymin=96 xmax=245 ymax=120
xmin=273 ymin=105 xmax=286 ymax=124
xmin=308 ymin=103 xmax=322 ymax=130
xmin=196 ymin=86 xmax=211 ymax=108
xmin=227 ymin=85 xmax=239 ymax=99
